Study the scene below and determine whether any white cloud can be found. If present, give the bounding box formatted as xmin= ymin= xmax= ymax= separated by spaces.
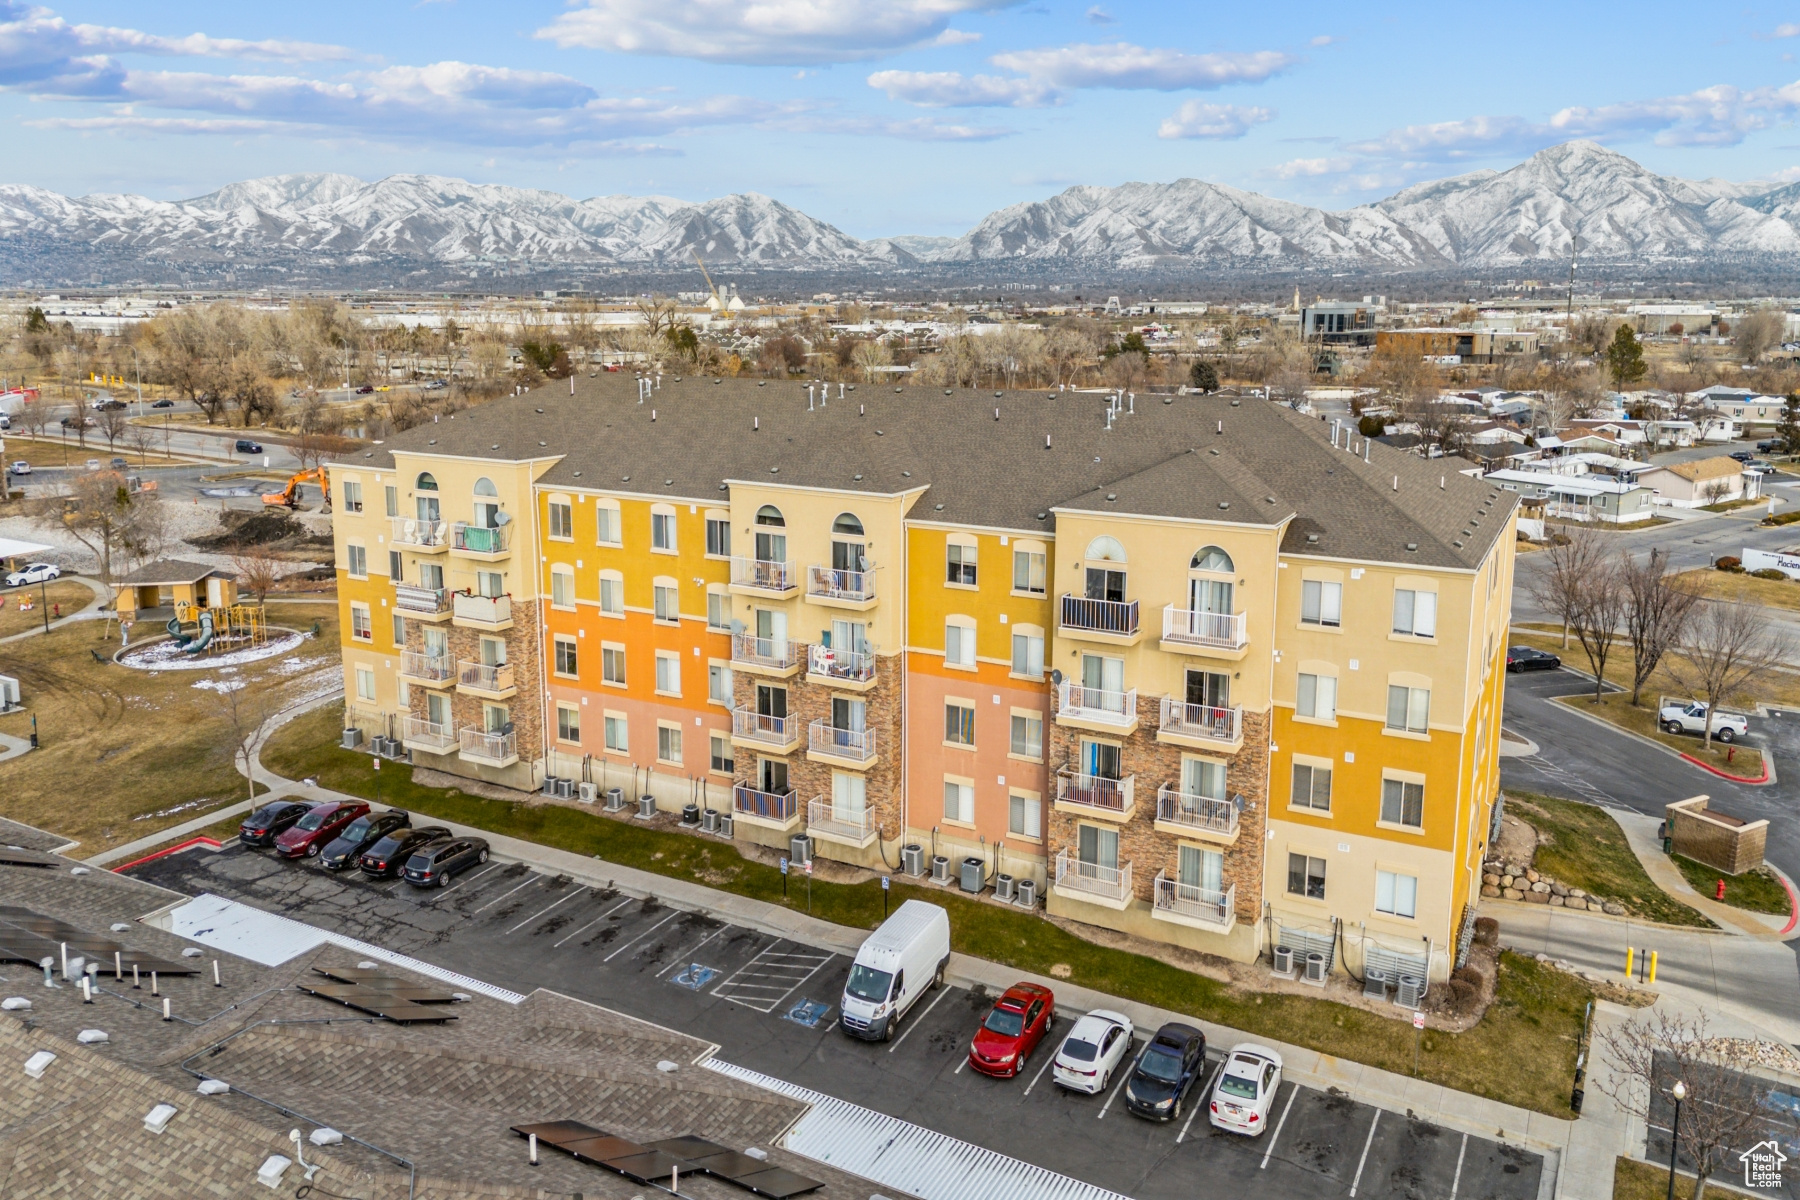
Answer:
xmin=988 ymin=42 xmax=1292 ymax=90
xmin=866 ymin=69 xmax=1054 ymax=107
xmin=535 ymin=0 xmax=1017 ymax=66
xmin=1265 ymin=156 xmax=1353 ymax=179
xmin=1308 ymin=34 xmax=1336 ymax=47
xmin=778 ymin=111 xmax=1013 ymax=139
xmin=1344 ymin=115 xmax=1542 ymax=161
xmin=1156 ymin=100 xmax=1272 ymax=140
xmin=1758 ymin=22 xmax=1800 ymax=39
xmin=1085 ymin=6 xmax=1114 ymax=24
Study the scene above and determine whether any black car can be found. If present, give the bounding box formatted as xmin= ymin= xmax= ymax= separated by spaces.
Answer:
xmin=359 ymin=825 xmax=452 ymax=878
xmin=320 ymin=809 xmax=410 ymax=871
xmin=150 ymin=398 xmax=174 ymax=408
xmin=234 ymin=439 xmax=263 ymax=454
xmin=401 ymin=837 xmax=489 ymax=888
xmin=1123 ymin=1022 xmax=1207 ymax=1122
xmin=1506 ymin=645 xmax=1562 ymax=673
xmin=239 ymin=800 xmax=317 ymax=848
xmin=1731 ymin=450 xmax=1755 ymax=463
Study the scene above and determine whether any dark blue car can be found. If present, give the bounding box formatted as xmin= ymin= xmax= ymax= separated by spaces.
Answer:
xmin=1124 ymin=1022 xmax=1207 ymax=1122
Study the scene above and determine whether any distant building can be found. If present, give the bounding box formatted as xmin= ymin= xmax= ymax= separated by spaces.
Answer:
xmin=1377 ymin=329 xmax=1539 ymax=364
xmin=1637 ymin=457 xmax=1762 ymax=508
xmin=1484 ymin=468 xmax=1654 ymax=524
xmin=1300 ymin=301 xmax=1381 ymax=346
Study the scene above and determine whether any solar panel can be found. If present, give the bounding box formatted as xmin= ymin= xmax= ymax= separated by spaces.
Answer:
xmin=296 ymin=971 xmax=457 ymax=1023
xmin=511 ymin=1124 xmax=821 ymax=1197
xmin=511 ymin=1121 xmax=601 ymax=1145
xmin=647 ymin=1136 xmax=731 ymax=1159
xmin=559 ymin=1135 xmax=644 ymax=1162
xmin=311 ymin=966 xmax=458 ymax=1003
xmin=732 ymin=1166 xmax=828 ymax=1198
xmin=600 ymin=1150 xmax=686 ymax=1182
xmin=0 ymin=848 xmax=59 ymax=869
xmin=0 ymin=908 xmax=196 ymax=975
xmin=682 ymin=1150 xmax=776 ymax=1178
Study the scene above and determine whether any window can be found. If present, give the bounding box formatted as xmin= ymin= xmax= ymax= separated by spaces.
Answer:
xmin=1191 ymin=545 xmax=1233 ymax=573
xmin=1287 ymin=853 xmax=1326 ymax=900
xmin=1381 ymin=778 xmax=1425 ymax=828
xmin=651 ymin=509 xmax=676 ymax=552
xmin=553 ymin=637 xmax=578 ymax=678
xmin=1301 ymin=580 xmax=1342 ymax=627
xmin=602 ymin=645 xmax=626 ymax=685
xmin=604 ymin=714 xmax=628 ymax=752
xmin=342 ymin=480 xmax=363 ymax=513
xmin=551 ymin=568 xmax=574 ymax=608
xmin=1375 ymin=870 xmax=1418 ymax=918
xmin=354 ymin=665 xmax=375 ymax=701
xmin=1009 ymin=793 xmax=1041 ymax=839
xmin=1012 ymin=549 xmax=1046 ymax=594
xmin=557 ymin=705 xmax=580 ymax=743
xmin=350 ymin=603 xmax=371 ymax=641
xmin=943 ymin=779 xmax=974 ymax=823
xmin=655 ymin=652 xmax=680 ymax=695
xmin=1386 ymin=685 xmax=1430 ymax=733
xmin=653 ymin=581 xmax=679 ymax=623
xmin=1010 ymin=631 xmax=1043 ymax=678
xmin=705 ymin=514 xmax=731 ymax=557
xmin=945 ymin=700 xmax=976 ymax=746
xmin=709 ymin=663 xmax=733 ymax=704
xmin=595 ymin=503 xmax=621 ymax=546
xmin=415 ymin=471 xmax=437 ymax=492
xmin=1392 ymin=589 xmax=1437 ymax=637
xmin=599 ymin=573 xmax=624 ymax=615
xmin=1010 ymin=711 xmax=1043 ymax=759
xmin=1296 ymin=672 xmax=1336 ymax=720
xmin=476 ymin=570 xmax=504 ymax=599
xmin=944 ymin=621 xmax=975 ymax=668
xmin=392 ymin=612 xmax=404 ymax=646
xmin=1182 ymin=758 xmax=1227 ymax=801
xmin=707 ymin=590 xmax=729 ymax=630
xmin=946 ymin=542 xmax=977 ymax=586
xmin=1291 ymin=762 xmax=1332 ymax=812
xmin=710 ymin=733 xmax=734 ymax=774
xmin=1085 ymin=535 xmax=1126 ymax=563
xmin=658 ymin=724 xmax=683 ymax=764
xmin=548 ymin=501 xmax=573 ymax=540
xmin=389 ymin=550 xmax=403 ymax=582
xmin=346 ymin=544 xmax=367 ymax=578
xmin=384 ymin=485 xmax=398 ymax=517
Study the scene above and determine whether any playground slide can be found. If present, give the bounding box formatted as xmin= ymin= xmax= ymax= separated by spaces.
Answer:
xmin=165 ymin=615 xmax=190 ymax=648
xmin=182 ymin=610 xmax=215 ymax=654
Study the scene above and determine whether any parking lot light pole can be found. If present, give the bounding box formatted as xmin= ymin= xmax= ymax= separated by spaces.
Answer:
xmin=38 ymin=577 xmax=48 ymax=634
xmin=1666 ymin=1079 xmax=1686 ymax=1200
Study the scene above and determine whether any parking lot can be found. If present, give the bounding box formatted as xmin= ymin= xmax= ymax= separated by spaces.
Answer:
xmin=126 ymin=842 xmax=1547 ymax=1200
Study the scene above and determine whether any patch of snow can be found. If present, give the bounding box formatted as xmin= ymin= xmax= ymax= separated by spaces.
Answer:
xmin=118 ymin=629 xmax=306 ymax=671
xmin=191 ymin=678 xmax=246 ymax=693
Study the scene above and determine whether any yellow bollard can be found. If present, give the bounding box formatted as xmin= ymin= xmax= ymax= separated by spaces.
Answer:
xmin=1625 ymin=946 xmax=1634 ymax=977
xmin=1647 ymin=951 xmax=1657 ymax=985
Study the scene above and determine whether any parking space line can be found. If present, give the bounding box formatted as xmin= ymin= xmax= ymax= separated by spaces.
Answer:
xmin=1095 ymin=1058 xmax=1130 ymax=1120
xmin=1259 ymin=1082 xmax=1298 ymax=1168
xmin=432 ymin=861 xmax=502 ymax=899
xmin=1021 ymin=1045 xmax=1057 ymax=1096
xmin=1177 ymin=1059 xmax=1223 ymax=1144
xmin=502 ymin=885 xmax=587 ymax=935
xmin=767 ymin=953 xmax=835 ymax=1014
xmin=655 ymin=927 xmax=726 ymax=978
xmin=886 ymin=987 xmax=951 ymax=1053
xmin=1449 ymin=1132 xmax=1468 ymax=1200
xmin=954 ymin=1056 xmax=968 ymax=1075
xmin=470 ymin=875 xmax=538 ymax=915
xmin=553 ymin=896 xmax=632 ymax=947
xmin=1347 ymin=1109 xmax=1380 ymax=1196
xmin=602 ymin=910 xmax=679 ymax=962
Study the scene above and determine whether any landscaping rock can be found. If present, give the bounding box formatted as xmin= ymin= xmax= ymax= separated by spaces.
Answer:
xmin=1549 ymin=895 xmax=1564 ymax=906
xmin=1551 ymin=882 xmax=1569 ymax=897
xmin=1501 ymin=874 xmax=1515 ymax=889
xmin=1481 ymin=884 xmax=1501 ymax=898
xmin=1526 ymin=869 xmax=1540 ymax=883
xmin=1531 ymin=880 xmax=1551 ymax=893
xmin=1483 ymin=873 xmax=1500 ymax=887
xmin=1503 ymin=887 xmax=1525 ymax=901
xmin=1525 ymin=890 xmax=1550 ymax=904
xmin=1565 ymin=898 xmax=1587 ymax=911
xmin=1602 ymin=902 xmax=1625 ymax=916
xmin=1569 ymin=888 xmax=1585 ymax=899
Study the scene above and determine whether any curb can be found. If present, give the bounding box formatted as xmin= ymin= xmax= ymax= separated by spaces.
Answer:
xmin=1546 ymin=692 xmax=1774 ymax=786
xmin=109 ymin=835 xmax=220 ymax=873
xmin=1677 ymin=752 xmax=1770 ymax=784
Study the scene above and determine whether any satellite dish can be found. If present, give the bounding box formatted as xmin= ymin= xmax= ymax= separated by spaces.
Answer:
xmin=1050 ymin=668 xmax=1064 ymax=688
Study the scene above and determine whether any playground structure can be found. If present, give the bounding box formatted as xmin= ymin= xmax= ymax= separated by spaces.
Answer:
xmin=165 ymin=598 xmax=269 ymax=655
xmin=114 ymin=559 xmax=269 ymax=656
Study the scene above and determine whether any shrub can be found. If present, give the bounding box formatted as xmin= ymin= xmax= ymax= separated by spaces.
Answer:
xmin=1453 ymin=964 xmax=1490 ymax=992
xmin=1445 ymin=978 xmax=1479 ymax=1010
xmin=1358 ymin=414 xmax=1387 ymax=437
xmin=1473 ymin=916 xmax=1499 ymax=945
xmin=1751 ymin=567 xmax=1789 ymax=581
xmin=1714 ymin=556 xmax=1742 ymax=572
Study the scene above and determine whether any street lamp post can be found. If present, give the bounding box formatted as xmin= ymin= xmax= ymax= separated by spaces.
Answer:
xmin=1666 ymin=1079 xmax=1687 ymax=1200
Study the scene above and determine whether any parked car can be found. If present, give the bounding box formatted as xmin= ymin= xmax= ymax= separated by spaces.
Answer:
xmin=8 ymin=461 xmax=29 ymax=476
xmin=1731 ymin=450 xmax=1755 ymax=463
xmin=4 ymin=563 xmax=59 ymax=586
xmin=355 ymin=384 xmax=374 ymax=394
xmin=238 ymin=799 xmax=318 ymax=848
xmin=401 ymin=836 xmax=489 ymax=887
xmin=1209 ymin=1043 xmax=1284 ymax=1136
xmin=422 ymin=379 xmax=448 ymax=391
xmin=359 ymin=825 xmax=452 ymax=878
xmin=274 ymin=799 xmax=370 ymax=859
xmin=1658 ymin=701 xmax=1748 ymax=743
xmin=1123 ymin=1022 xmax=1207 ymax=1122
xmin=1757 ymin=439 xmax=1778 ymax=453
xmin=109 ymin=456 xmax=128 ymax=470
xmin=0 ymin=414 xmax=9 ymax=429
xmin=234 ymin=439 xmax=262 ymax=454
xmin=94 ymin=400 xmax=126 ymax=412
xmin=966 ymin=983 xmax=1054 ymax=1078
xmin=84 ymin=458 xmax=100 ymax=471
xmin=150 ymin=398 xmax=174 ymax=408
xmin=59 ymin=415 xmax=94 ymax=429
xmin=1052 ymin=1009 xmax=1135 ymax=1095
xmin=319 ymin=809 xmax=410 ymax=871
xmin=1505 ymin=646 xmax=1561 ymax=673
xmin=839 ymin=899 xmax=952 ymax=1042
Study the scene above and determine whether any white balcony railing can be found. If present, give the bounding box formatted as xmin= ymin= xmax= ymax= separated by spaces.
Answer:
xmin=452 ymin=592 xmax=511 ymax=626
xmin=451 ymin=522 xmax=511 ymax=554
xmin=1060 ymin=594 xmax=1140 ymax=636
xmin=808 ymin=565 xmax=875 ymax=603
xmin=1056 ymin=768 xmax=1134 ymax=815
xmin=1057 ymin=680 xmax=1137 ymax=725
xmin=1161 ymin=605 xmax=1247 ymax=650
xmin=807 ymin=643 xmax=876 ymax=684
xmin=1055 ymin=850 xmax=1133 ymax=903
xmin=1158 ymin=697 xmax=1243 ymax=745
xmin=732 ymin=709 xmax=797 ymax=747
xmin=399 ymin=650 xmax=453 ymax=683
xmin=808 ymin=720 xmax=876 ymax=761
xmin=1153 ymin=872 xmax=1234 ymax=926
xmin=731 ymin=557 xmax=796 ymax=592
xmin=732 ymin=631 xmax=803 ymax=670
xmin=734 ymin=784 xmax=798 ymax=823
xmin=808 ymin=796 xmax=874 ymax=843
xmin=395 ymin=584 xmax=450 ymax=616
xmin=390 ymin=517 xmax=448 ymax=549
xmin=458 ymin=661 xmax=514 ymax=693
xmin=458 ymin=727 xmax=516 ymax=763
xmin=1155 ymin=784 xmax=1239 ymax=837
xmin=401 ymin=715 xmax=457 ymax=751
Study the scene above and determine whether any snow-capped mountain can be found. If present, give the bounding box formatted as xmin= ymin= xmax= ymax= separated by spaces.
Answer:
xmin=5 ymin=142 xmax=1800 ymax=279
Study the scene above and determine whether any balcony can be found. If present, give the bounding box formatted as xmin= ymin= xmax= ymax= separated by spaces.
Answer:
xmin=458 ymin=727 xmax=518 ymax=768
xmin=398 ymin=650 xmax=454 ymax=687
xmin=1059 ymin=594 xmax=1141 ymax=645
xmin=1160 ymin=605 xmax=1248 ymax=659
xmin=807 ymin=797 xmax=877 ymax=848
xmin=1052 ymin=850 xmax=1133 ymax=910
xmin=806 ymin=565 xmax=876 ymax=610
xmin=731 ymin=631 xmax=803 ymax=677
xmin=1152 ymin=872 xmax=1236 ymax=933
xmin=390 ymin=517 xmax=448 ymax=552
xmin=807 ymin=720 xmax=877 ymax=768
xmin=1055 ymin=681 xmax=1138 ymax=733
xmin=451 ymin=522 xmax=511 ymax=560
xmin=1156 ymin=697 xmax=1244 ymax=753
xmin=394 ymin=584 xmax=451 ymax=621
xmin=729 ymin=557 xmax=798 ymax=597
xmin=733 ymin=784 xmax=800 ymax=831
xmin=1054 ymin=768 xmax=1135 ymax=821
xmin=805 ymin=643 xmax=877 ymax=692
xmin=731 ymin=708 xmax=800 ymax=752
xmin=400 ymin=715 xmax=458 ymax=754
xmin=457 ymin=660 xmax=516 ymax=699
xmin=452 ymin=592 xmax=512 ymax=631
xmin=1154 ymin=784 xmax=1240 ymax=843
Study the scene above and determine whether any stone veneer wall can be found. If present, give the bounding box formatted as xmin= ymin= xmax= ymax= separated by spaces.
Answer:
xmin=404 ymin=598 xmax=545 ymax=771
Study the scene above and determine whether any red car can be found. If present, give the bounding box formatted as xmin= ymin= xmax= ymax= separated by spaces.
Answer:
xmin=275 ymin=800 xmax=370 ymax=859
xmin=967 ymin=983 xmax=1054 ymax=1078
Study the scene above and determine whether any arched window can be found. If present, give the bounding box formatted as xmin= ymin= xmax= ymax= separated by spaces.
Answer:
xmin=832 ymin=513 xmax=864 ymax=537
xmin=755 ymin=505 xmax=785 ymax=527
xmin=1191 ymin=546 xmax=1233 ymax=573
xmin=754 ymin=505 xmax=787 ymax=565
xmin=473 ymin=477 xmax=501 ymax=529
xmin=415 ymin=472 xmax=438 ymax=491
xmin=1085 ymin=535 xmax=1126 ymax=563
xmin=473 ymin=477 xmax=498 ymax=497
xmin=413 ymin=472 xmax=440 ymax=523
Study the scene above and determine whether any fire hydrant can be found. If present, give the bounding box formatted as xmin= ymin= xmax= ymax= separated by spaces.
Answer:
xmin=1717 ymin=878 xmax=1727 ymax=901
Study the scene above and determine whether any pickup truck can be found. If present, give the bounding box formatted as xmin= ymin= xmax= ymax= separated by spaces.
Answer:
xmin=1658 ymin=701 xmax=1748 ymax=743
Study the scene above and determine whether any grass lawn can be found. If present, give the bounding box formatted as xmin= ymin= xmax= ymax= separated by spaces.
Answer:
xmin=1554 ymin=692 xmax=1765 ymax=777
xmin=0 ymin=580 xmax=96 ymax=637
xmin=1613 ymin=1157 xmax=1754 ymax=1200
xmin=1671 ymin=568 xmax=1800 ymax=613
xmin=263 ymin=701 xmax=1595 ymax=1117
xmin=1670 ymin=855 xmax=1791 ymax=915
xmin=1 ymin=436 xmax=196 ymax=469
xmin=0 ymin=601 xmax=341 ymax=856
xmin=1507 ymin=792 xmax=1713 ymax=928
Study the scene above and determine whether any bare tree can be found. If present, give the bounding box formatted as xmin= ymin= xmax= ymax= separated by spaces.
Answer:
xmin=1660 ymin=600 xmax=1791 ymax=754
xmin=13 ymin=398 xmax=48 ymax=442
xmin=1735 ymin=308 xmax=1785 ymax=364
xmin=229 ymin=545 xmax=281 ymax=604
xmin=205 ymin=678 xmax=272 ymax=801
xmin=94 ymin=405 xmax=131 ymax=454
xmin=1566 ymin=553 xmax=1629 ymax=705
xmin=125 ymin=421 xmax=158 ymax=467
xmin=1526 ymin=526 xmax=1607 ymax=649
xmin=1620 ymin=549 xmax=1700 ymax=706
xmin=33 ymin=470 xmax=166 ymax=589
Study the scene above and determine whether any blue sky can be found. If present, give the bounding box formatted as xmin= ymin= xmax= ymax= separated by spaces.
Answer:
xmin=7 ymin=1 xmax=1800 ymax=237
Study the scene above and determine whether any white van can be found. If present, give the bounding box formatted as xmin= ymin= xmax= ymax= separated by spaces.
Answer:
xmin=839 ymin=899 xmax=951 ymax=1041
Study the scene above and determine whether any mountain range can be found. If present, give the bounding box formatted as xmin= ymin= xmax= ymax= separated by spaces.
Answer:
xmin=4 ymin=141 xmax=1800 ymax=281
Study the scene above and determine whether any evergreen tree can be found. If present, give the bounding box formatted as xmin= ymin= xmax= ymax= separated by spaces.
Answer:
xmin=1604 ymin=324 xmax=1648 ymax=391
xmin=1778 ymin=392 xmax=1800 ymax=457
xmin=1188 ymin=360 xmax=1220 ymax=392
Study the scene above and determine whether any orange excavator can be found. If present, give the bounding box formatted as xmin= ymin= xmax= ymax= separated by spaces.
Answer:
xmin=262 ymin=467 xmax=331 ymax=512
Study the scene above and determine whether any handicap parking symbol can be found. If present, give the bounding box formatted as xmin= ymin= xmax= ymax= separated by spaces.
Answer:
xmin=671 ymin=963 xmax=719 ymax=991
xmin=784 ymin=998 xmax=833 ymax=1028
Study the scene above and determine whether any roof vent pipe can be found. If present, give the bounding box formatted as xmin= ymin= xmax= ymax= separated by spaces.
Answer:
xmin=1364 ymin=439 xmax=1371 ymax=464
xmin=1128 ymin=392 xmax=1135 ymax=414
xmin=1217 ymin=420 xmax=1223 ymax=435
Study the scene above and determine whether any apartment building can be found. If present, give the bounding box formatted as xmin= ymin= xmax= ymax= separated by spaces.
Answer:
xmin=328 ymin=378 xmax=1515 ymax=981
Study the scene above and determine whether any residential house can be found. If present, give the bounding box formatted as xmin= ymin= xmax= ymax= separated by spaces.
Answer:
xmin=1637 ymin=457 xmax=1762 ymax=508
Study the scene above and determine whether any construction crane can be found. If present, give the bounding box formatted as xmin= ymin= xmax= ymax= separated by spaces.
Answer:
xmin=262 ymin=467 xmax=331 ymax=512
xmin=691 ymin=249 xmax=724 ymax=311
